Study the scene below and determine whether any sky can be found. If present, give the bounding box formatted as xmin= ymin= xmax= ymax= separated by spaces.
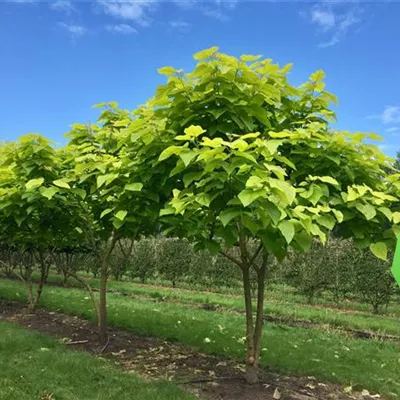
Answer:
xmin=0 ymin=0 xmax=399 ymax=157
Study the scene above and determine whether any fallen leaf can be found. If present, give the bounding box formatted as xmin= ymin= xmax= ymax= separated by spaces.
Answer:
xmin=273 ymin=388 xmax=281 ymax=399
xmin=344 ymin=386 xmax=352 ymax=393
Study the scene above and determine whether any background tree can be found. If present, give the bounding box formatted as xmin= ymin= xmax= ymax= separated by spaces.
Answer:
xmin=130 ymin=47 xmax=399 ymax=383
xmin=0 ymin=135 xmax=84 ymax=310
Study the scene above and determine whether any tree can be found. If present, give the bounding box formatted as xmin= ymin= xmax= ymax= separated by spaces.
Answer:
xmin=130 ymin=47 xmax=399 ymax=383
xmin=64 ymin=103 xmax=161 ymax=341
xmin=0 ymin=135 xmax=84 ymax=310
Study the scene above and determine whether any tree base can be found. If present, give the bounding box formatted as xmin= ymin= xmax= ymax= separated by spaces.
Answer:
xmin=244 ymin=364 xmax=259 ymax=384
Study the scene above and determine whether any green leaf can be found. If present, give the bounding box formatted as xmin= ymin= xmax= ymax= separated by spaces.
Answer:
xmin=159 ymin=146 xmax=182 ymax=162
xmin=265 ymin=140 xmax=283 ymax=155
xmin=193 ymin=46 xmax=219 ymax=60
xmin=72 ymin=188 xmax=86 ymax=200
xmin=379 ymin=207 xmax=392 ymax=221
xmin=393 ymin=212 xmax=400 ymax=224
xmin=295 ymin=230 xmax=312 ymax=251
xmin=264 ymin=202 xmax=281 ymax=225
xmin=160 ymin=207 xmax=175 ymax=216
xmin=356 ymin=203 xmax=376 ymax=221
xmin=125 ymin=183 xmax=143 ymax=192
xmin=317 ymin=176 xmax=339 ymax=186
xmin=40 ymin=187 xmax=58 ymax=200
xmin=158 ymin=66 xmax=177 ymax=76
xmin=115 ymin=210 xmax=128 ymax=221
xmin=97 ymin=175 xmax=108 ymax=189
xmin=100 ymin=208 xmax=113 ymax=219
xmin=180 ymin=150 xmax=198 ymax=167
xmin=184 ymin=125 xmax=205 ymax=138
xmin=219 ymin=209 xmax=242 ymax=227
xmin=240 ymin=54 xmax=262 ymax=62
xmin=196 ymin=193 xmax=211 ymax=207
xmin=332 ymin=209 xmax=344 ymax=223
xmin=53 ymin=179 xmax=70 ymax=189
xmin=278 ymin=220 xmax=295 ymax=244
xmin=316 ymin=214 xmax=336 ymax=230
xmin=26 ymin=178 xmax=44 ymax=190
xmin=370 ymin=242 xmax=388 ymax=261
xmin=238 ymin=189 xmax=265 ymax=207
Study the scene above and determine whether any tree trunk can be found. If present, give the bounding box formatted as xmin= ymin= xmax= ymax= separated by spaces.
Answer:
xmin=242 ymin=252 xmax=268 ymax=385
xmin=32 ymin=250 xmax=49 ymax=310
xmin=99 ymin=260 xmax=108 ymax=343
xmin=97 ymin=235 xmax=118 ymax=343
xmin=242 ymin=265 xmax=257 ymax=384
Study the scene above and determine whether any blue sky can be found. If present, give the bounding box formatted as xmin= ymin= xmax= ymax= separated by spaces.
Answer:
xmin=0 ymin=0 xmax=399 ymax=157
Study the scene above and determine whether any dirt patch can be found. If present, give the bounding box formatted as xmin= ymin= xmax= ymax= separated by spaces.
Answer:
xmin=0 ymin=300 xmax=381 ymax=400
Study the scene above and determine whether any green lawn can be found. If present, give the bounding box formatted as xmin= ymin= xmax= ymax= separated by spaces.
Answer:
xmin=0 ymin=320 xmax=194 ymax=400
xmin=38 ymin=272 xmax=400 ymax=337
xmin=1 ymin=278 xmax=399 ymax=398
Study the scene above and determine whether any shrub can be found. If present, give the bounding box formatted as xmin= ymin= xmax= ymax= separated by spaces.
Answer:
xmin=282 ymin=241 xmax=330 ymax=303
xmin=157 ymin=238 xmax=193 ymax=287
xmin=127 ymin=238 xmax=158 ymax=284
xmin=353 ymin=250 xmax=395 ymax=314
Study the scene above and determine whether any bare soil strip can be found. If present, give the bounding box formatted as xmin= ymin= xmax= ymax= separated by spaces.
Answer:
xmin=0 ymin=300 xmax=381 ymax=400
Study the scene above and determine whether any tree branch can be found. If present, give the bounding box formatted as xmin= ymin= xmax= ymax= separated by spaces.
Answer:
xmin=219 ymin=249 xmax=243 ymax=269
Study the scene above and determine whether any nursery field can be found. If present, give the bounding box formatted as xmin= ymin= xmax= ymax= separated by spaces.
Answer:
xmin=1 ymin=275 xmax=400 ymax=400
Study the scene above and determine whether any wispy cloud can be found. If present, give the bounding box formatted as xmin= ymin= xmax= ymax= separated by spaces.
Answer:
xmin=311 ymin=9 xmax=336 ymax=31
xmin=174 ymin=0 xmax=238 ymax=22
xmin=105 ymin=23 xmax=138 ymax=34
xmin=305 ymin=4 xmax=362 ymax=48
xmin=386 ymin=127 xmax=399 ymax=133
xmin=368 ymin=106 xmax=400 ymax=125
xmin=58 ymin=22 xmax=87 ymax=38
xmin=169 ymin=20 xmax=191 ymax=30
xmin=96 ymin=0 xmax=156 ymax=27
xmin=50 ymin=1 xmax=77 ymax=14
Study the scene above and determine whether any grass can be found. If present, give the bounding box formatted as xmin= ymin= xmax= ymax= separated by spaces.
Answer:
xmin=38 ymin=272 xmax=400 ymax=337
xmin=1 ymin=278 xmax=400 ymax=398
xmin=0 ymin=320 xmax=194 ymax=400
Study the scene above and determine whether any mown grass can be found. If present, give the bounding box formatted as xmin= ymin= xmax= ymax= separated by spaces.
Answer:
xmin=37 ymin=272 xmax=400 ymax=337
xmin=1 ymin=278 xmax=399 ymax=398
xmin=0 ymin=320 xmax=194 ymax=400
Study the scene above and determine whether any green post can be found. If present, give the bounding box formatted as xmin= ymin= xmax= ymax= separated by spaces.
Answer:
xmin=393 ymin=235 xmax=400 ymax=287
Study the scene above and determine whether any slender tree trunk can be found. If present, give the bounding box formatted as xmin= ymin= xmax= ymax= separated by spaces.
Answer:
xmin=33 ymin=250 xmax=49 ymax=309
xmin=97 ymin=235 xmax=117 ymax=343
xmin=99 ymin=259 xmax=108 ymax=342
xmin=242 ymin=264 xmax=257 ymax=384
xmin=242 ymin=252 xmax=268 ymax=384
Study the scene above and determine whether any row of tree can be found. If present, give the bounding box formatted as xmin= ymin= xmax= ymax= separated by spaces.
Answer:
xmin=0 ymin=47 xmax=399 ymax=383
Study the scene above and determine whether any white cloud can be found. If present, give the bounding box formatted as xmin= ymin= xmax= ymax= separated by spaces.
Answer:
xmin=173 ymin=0 xmax=238 ymax=22
xmin=381 ymin=106 xmax=400 ymax=124
xmin=50 ymin=1 xmax=77 ymax=14
xmin=96 ymin=0 xmax=155 ymax=27
xmin=58 ymin=22 xmax=87 ymax=37
xmin=169 ymin=21 xmax=191 ymax=29
xmin=105 ymin=23 xmax=138 ymax=34
xmin=311 ymin=9 xmax=335 ymax=31
xmin=386 ymin=127 xmax=399 ymax=133
xmin=368 ymin=106 xmax=400 ymax=125
xmin=306 ymin=4 xmax=362 ymax=48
